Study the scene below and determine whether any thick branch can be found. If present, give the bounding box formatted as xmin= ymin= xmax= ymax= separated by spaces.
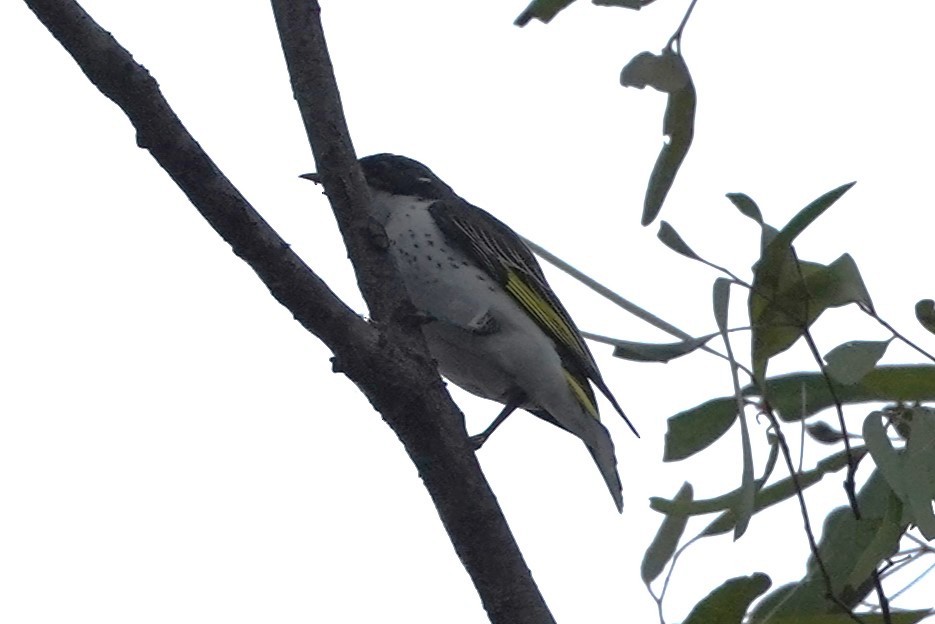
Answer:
xmin=23 ymin=1 xmax=555 ymax=622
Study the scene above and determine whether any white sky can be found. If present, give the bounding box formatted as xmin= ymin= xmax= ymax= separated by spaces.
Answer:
xmin=2 ymin=1 xmax=934 ymax=622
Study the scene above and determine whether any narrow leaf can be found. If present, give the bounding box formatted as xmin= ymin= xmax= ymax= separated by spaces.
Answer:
xmin=713 ymin=278 xmax=731 ymax=335
xmin=726 ymin=192 xmax=763 ymax=224
xmin=903 ymin=407 xmax=935 ymax=539
xmin=862 ymin=411 xmax=908 ymax=500
xmin=513 ymin=0 xmax=576 ymax=26
xmin=805 ymin=421 xmax=846 ymax=445
xmin=658 ymin=221 xmax=701 ymax=260
xmin=651 ymin=447 xmax=864 ymax=519
xmin=734 ymin=409 xmax=756 ymax=539
xmin=611 ymin=333 xmax=717 ymax=362
xmin=641 ymin=482 xmax=692 ymax=584
xmin=760 ymin=365 xmax=935 ymax=422
xmin=593 ymin=0 xmax=657 ymax=8
xmin=622 ymin=48 xmax=695 ymax=225
xmin=771 ymin=182 xmax=856 ymax=251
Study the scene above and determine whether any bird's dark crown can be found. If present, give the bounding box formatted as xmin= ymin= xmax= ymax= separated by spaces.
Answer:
xmin=359 ymin=153 xmax=454 ymax=200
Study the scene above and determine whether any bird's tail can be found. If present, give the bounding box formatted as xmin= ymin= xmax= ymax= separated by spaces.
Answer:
xmin=583 ymin=421 xmax=623 ymax=513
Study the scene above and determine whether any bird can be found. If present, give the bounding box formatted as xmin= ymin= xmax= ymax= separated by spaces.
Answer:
xmin=303 ymin=154 xmax=637 ymax=511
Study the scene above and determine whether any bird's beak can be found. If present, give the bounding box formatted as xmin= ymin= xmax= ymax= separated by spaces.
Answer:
xmin=299 ymin=172 xmax=321 ymax=184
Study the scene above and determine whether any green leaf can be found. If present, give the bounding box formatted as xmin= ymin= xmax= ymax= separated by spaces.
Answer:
xmin=682 ymin=573 xmax=772 ymax=624
xmin=666 ymin=366 xmax=935 ymax=458
xmin=802 ymin=253 xmax=874 ymax=314
xmin=863 ymin=412 xmax=908 ymax=499
xmin=749 ymin=469 xmax=908 ymax=621
xmin=807 ymin=469 xmax=906 ymax=600
xmin=658 ymin=221 xmax=700 ymax=260
xmin=621 ymin=48 xmax=695 ymax=225
xmin=593 ymin=0 xmax=657 ymax=8
xmin=702 ymin=447 xmax=867 ymax=536
xmin=641 ymin=482 xmax=692 ymax=584
xmin=805 ymin=421 xmax=845 ymax=445
xmin=748 ymin=183 xmax=858 ymax=382
xmin=757 ymin=611 xmax=932 ymax=624
xmin=611 ymin=333 xmax=717 ymax=362
xmin=513 ymin=0 xmax=576 ymax=26
xmin=771 ymin=182 xmax=856 ymax=251
xmin=750 ymin=254 xmax=873 ymax=384
xmin=902 ymin=407 xmax=935 ymax=539
xmin=749 ymin=248 xmax=816 ymax=382
xmin=514 ymin=0 xmax=655 ymax=23
xmin=864 ymin=408 xmax=935 ymax=539
xmin=620 ymin=50 xmax=690 ymax=92
xmin=758 ymin=365 xmax=935 ymax=422
xmin=823 ymin=340 xmax=890 ymax=385
xmin=734 ymin=408 xmax=756 ymax=540
xmin=916 ymin=299 xmax=935 ymax=335
xmin=713 ymin=278 xmax=731 ymax=335
xmin=726 ymin=192 xmax=763 ymax=224
xmin=664 ymin=397 xmax=738 ymax=461
xmin=651 ymin=447 xmax=864 ymax=519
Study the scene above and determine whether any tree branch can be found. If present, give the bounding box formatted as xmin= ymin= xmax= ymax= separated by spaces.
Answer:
xmin=23 ymin=0 xmax=556 ymax=622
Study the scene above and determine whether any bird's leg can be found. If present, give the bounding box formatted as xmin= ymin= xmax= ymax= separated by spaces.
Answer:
xmin=469 ymin=389 xmax=526 ymax=450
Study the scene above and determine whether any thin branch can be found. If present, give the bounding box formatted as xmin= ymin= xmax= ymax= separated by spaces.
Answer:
xmin=760 ymin=404 xmax=864 ymax=623
xmin=523 ymin=237 xmax=730 ymax=360
xmin=667 ymin=0 xmax=701 ymax=51
xmin=801 ymin=331 xmax=861 ymax=517
xmin=868 ymin=311 xmax=935 ymax=364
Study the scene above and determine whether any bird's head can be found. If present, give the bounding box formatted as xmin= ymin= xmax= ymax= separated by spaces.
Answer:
xmin=301 ymin=153 xmax=454 ymax=201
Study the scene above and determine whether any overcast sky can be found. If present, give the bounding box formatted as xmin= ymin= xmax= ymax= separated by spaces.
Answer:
xmin=2 ymin=1 xmax=934 ymax=622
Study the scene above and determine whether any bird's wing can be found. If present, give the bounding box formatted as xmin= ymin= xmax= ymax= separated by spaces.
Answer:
xmin=428 ymin=199 xmax=637 ymax=436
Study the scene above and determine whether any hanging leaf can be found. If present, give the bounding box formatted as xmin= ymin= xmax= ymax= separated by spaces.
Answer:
xmin=667 ymin=366 xmax=935 ymax=441
xmin=915 ymin=299 xmax=935 ymax=335
xmin=720 ymin=272 xmax=755 ymax=538
xmin=748 ymin=183 xmax=858 ymax=382
xmin=823 ymin=340 xmax=890 ymax=386
xmin=769 ymin=182 xmax=856 ymax=251
xmin=733 ymin=407 xmax=756 ymax=540
xmin=593 ymin=0 xmax=657 ymax=8
xmin=514 ymin=0 xmax=655 ymax=25
xmin=513 ymin=0 xmax=576 ymax=26
xmin=713 ymin=278 xmax=731 ymax=335
xmin=759 ymin=365 xmax=935 ymax=422
xmin=701 ymin=447 xmax=867 ymax=536
xmin=664 ymin=397 xmax=738 ymax=461
xmin=805 ymin=421 xmax=846 ymax=445
xmin=611 ymin=333 xmax=718 ymax=362
xmin=658 ymin=221 xmax=701 ymax=260
xmin=682 ymin=573 xmax=772 ymax=624
xmin=748 ymin=469 xmax=908 ymax=621
xmin=750 ymin=254 xmax=873 ymax=384
xmin=641 ymin=482 xmax=692 ymax=584
xmin=901 ymin=407 xmax=935 ymax=539
xmin=726 ymin=192 xmax=764 ymax=224
xmin=651 ymin=447 xmax=864 ymax=520
xmin=621 ymin=47 xmax=696 ymax=225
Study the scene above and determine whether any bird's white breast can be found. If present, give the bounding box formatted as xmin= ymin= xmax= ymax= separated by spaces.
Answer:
xmin=371 ymin=191 xmax=593 ymax=436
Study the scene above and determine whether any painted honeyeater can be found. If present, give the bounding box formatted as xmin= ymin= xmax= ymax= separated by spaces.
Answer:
xmin=303 ymin=154 xmax=637 ymax=511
